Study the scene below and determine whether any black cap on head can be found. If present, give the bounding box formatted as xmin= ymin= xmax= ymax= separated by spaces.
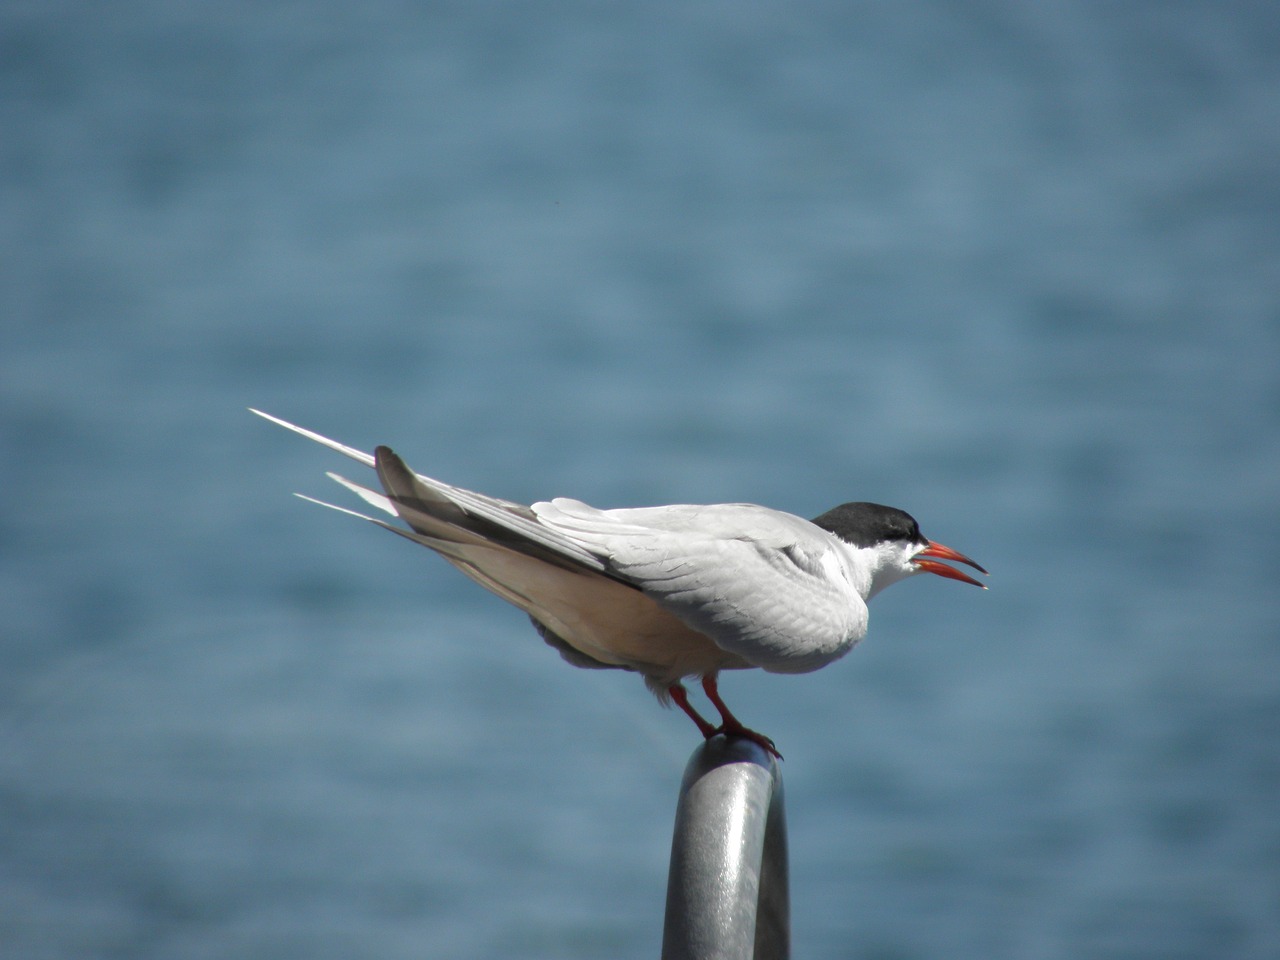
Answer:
xmin=810 ymin=502 xmax=927 ymax=549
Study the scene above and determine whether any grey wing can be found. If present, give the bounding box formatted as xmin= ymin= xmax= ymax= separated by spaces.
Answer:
xmin=371 ymin=446 xmax=615 ymax=576
xmin=533 ymin=500 xmax=868 ymax=674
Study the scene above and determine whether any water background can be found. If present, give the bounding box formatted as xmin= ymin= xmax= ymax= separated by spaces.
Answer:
xmin=3 ymin=2 xmax=1278 ymax=957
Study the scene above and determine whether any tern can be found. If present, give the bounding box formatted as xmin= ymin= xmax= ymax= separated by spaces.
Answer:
xmin=253 ymin=410 xmax=986 ymax=757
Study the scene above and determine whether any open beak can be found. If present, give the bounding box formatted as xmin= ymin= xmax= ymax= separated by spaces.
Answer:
xmin=914 ymin=541 xmax=989 ymax=588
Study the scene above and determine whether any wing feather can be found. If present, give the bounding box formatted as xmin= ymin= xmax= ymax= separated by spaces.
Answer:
xmin=533 ymin=500 xmax=868 ymax=673
xmin=372 ymin=447 xmax=613 ymax=576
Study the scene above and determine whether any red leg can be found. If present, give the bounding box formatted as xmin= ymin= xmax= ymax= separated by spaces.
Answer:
xmin=667 ymin=682 xmax=718 ymax=740
xmin=701 ymin=674 xmax=782 ymax=759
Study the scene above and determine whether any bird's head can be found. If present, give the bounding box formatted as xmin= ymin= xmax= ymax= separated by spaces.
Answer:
xmin=810 ymin=501 xmax=988 ymax=599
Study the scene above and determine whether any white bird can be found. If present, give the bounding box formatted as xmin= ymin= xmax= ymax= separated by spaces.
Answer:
xmin=253 ymin=410 xmax=986 ymax=757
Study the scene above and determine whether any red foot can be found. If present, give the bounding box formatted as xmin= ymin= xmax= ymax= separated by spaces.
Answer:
xmin=667 ymin=682 xmax=718 ymax=739
xmin=716 ymin=719 xmax=782 ymax=759
xmin=667 ymin=678 xmax=784 ymax=760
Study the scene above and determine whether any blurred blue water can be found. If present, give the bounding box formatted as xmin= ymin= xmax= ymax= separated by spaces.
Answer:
xmin=3 ymin=2 xmax=1278 ymax=958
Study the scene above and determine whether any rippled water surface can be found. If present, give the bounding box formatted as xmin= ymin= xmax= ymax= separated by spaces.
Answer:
xmin=3 ymin=3 xmax=1278 ymax=958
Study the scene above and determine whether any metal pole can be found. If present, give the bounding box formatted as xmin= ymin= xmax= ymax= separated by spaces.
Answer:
xmin=662 ymin=737 xmax=790 ymax=960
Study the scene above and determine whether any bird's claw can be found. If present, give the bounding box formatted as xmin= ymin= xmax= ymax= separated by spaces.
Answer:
xmin=712 ymin=723 xmax=783 ymax=760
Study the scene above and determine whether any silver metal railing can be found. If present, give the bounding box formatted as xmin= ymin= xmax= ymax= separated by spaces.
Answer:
xmin=662 ymin=737 xmax=790 ymax=960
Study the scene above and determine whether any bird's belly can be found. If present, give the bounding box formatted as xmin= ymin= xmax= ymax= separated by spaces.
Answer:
xmin=447 ymin=547 xmax=744 ymax=680
xmin=547 ymin=576 xmax=745 ymax=679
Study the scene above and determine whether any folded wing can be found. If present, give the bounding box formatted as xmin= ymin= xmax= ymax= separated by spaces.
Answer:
xmin=533 ymin=499 xmax=868 ymax=673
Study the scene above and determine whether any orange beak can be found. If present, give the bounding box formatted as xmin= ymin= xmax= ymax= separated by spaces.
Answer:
xmin=914 ymin=541 xmax=988 ymax=588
